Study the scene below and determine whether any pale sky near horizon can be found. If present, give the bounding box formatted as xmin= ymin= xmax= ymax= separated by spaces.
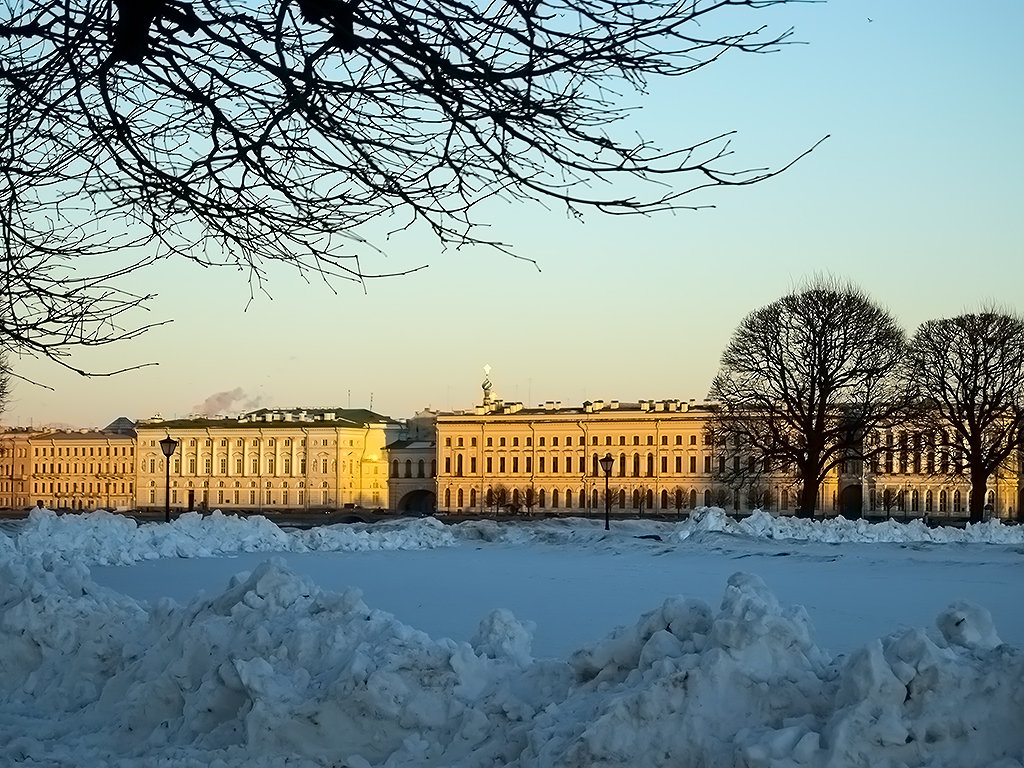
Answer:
xmin=4 ymin=0 xmax=1023 ymax=429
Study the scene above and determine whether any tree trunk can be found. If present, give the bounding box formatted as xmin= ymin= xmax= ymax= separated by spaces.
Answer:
xmin=796 ymin=481 xmax=818 ymax=518
xmin=968 ymin=470 xmax=989 ymax=523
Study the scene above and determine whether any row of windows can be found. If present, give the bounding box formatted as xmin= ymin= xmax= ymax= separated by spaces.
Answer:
xmin=445 ymin=434 xmax=707 ymax=448
xmin=145 ymin=457 xmax=379 ymax=476
xmin=33 ymin=445 xmax=133 ymax=458
xmin=146 ymin=437 xmax=344 ymax=449
xmin=33 ymin=481 xmax=133 ymax=494
xmin=34 ymin=463 xmax=133 ymax=476
xmin=442 ymin=486 xmax=715 ymax=511
xmin=389 ymin=459 xmax=437 ymax=478
xmin=442 ymin=452 xmax=714 ymax=477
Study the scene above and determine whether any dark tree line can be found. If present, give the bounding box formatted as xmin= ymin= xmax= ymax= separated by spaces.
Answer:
xmin=0 ymin=0 xmax=821 ymax=374
xmin=709 ymin=282 xmax=1024 ymax=522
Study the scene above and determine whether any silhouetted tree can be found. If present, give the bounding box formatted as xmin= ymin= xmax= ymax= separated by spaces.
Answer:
xmin=709 ymin=280 xmax=909 ymax=518
xmin=1 ymin=0 xmax=822 ymax=371
xmin=905 ymin=310 xmax=1024 ymax=523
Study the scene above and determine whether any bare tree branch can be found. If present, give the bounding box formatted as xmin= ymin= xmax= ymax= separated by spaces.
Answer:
xmin=2 ymin=0 xmax=820 ymax=369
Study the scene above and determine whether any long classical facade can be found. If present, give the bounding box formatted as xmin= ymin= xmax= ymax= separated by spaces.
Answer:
xmin=0 ymin=419 xmax=137 ymax=511
xmin=135 ymin=408 xmax=401 ymax=513
xmin=3 ymin=396 xmax=1021 ymax=520
xmin=433 ymin=387 xmax=1023 ymax=520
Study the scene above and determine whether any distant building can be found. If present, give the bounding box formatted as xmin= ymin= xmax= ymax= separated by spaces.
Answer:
xmin=135 ymin=407 xmax=401 ymax=513
xmin=0 ymin=420 xmax=138 ymax=511
xmin=385 ymin=409 xmax=439 ymax=513
xmin=433 ymin=379 xmax=1023 ymax=520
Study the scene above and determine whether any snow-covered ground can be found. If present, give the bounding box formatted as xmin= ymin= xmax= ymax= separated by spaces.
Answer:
xmin=2 ymin=509 xmax=1023 ymax=767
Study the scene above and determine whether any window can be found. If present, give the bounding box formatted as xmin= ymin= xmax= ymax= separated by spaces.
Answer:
xmin=512 ymin=437 xmax=519 ymax=447
xmin=487 ymin=437 xmax=493 ymax=447
xmin=445 ymin=438 xmax=452 ymax=447
xmin=471 ymin=437 xmax=477 ymax=447
xmin=526 ymin=437 xmax=532 ymax=447
xmin=512 ymin=456 xmax=519 ymax=473
xmin=252 ymin=458 xmax=259 ymax=474
xmin=444 ymin=457 xmax=451 ymax=473
xmin=551 ymin=456 xmax=559 ymax=473
xmin=220 ymin=458 xmax=227 ymax=474
xmin=321 ymin=458 xmax=328 ymax=473
xmin=552 ymin=437 xmax=559 ymax=447
xmin=662 ymin=456 xmax=668 ymax=473
xmin=525 ymin=456 xmax=532 ymax=473
xmin=486 ymin=457 xmax=493 ymax=473
xmin=235 ymin=458 xmax=243 ymax=473
xmin=458 ymin=437 xmax=463 ymax=447
xmin=189 ymin=458 xmax=197 ymax=474
xmin=499 ymin=457 xmax=506 ymax=473
xmin=539 ymin=456 xmax=545 ymax=473
xmin=500 ymin=437 xmax=506 ymax=447
xmin=539 ymin=437 xmax=545 ymax=447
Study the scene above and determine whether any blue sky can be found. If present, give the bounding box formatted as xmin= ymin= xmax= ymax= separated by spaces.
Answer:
xmin=5 ymin=0 xmax=1023 ymax=427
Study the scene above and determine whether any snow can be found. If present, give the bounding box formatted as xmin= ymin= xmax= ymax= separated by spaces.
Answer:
xmin=2 ymin=508 xmax=1023 ymax=767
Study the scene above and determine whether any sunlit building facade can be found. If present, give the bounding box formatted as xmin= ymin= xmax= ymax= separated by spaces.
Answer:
xmin=0 ymin=419 xmax=138 ymax=511
xmin=135 ymin=408 xmax=400 ymax=513
xmin=434 ymin=385 xmax=1023 ymax=520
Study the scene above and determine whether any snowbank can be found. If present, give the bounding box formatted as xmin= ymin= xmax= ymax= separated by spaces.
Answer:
xmin=4 ymin=508 xmax=1022 ymax=569
xmin=1 ymin=553 xmax=1021 ymax=768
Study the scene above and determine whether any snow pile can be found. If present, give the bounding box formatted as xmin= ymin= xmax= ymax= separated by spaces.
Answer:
xmin=6 ymin=509 xmax=456 ymax=566
xmin=686 ymin=507 xmax=1024 ymax=545
xmin=2 ymin=550 xmax=1022 ymax=768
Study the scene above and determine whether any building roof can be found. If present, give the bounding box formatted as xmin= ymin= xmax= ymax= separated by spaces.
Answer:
xmin=139 ymin=407 xmax=400 ymax=430
xmin=104 ymin=417 xmax=137 ymax=435
xmin=385 ymin=439 xmax=436 ymax=450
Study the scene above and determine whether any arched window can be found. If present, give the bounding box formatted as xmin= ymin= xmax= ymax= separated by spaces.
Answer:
xmin=704 ymin=489 xmax=711 ymax=507
xmin=565 ymin=489 xmax=573 ymax=508
xmin=986 ymin=490 xmax=995 ymax=509
xmin=939 ymin=489 xmax=948 ymax=513
xmin=618 ymin=489 xmax=626 ymax=508
xmin=456 ymin=454 xmax=463 ymax=477
xmin=470 ymin=488 xmax=477 ymax=508
xmin=688 ymin=489 xmax=696 ymax=509
xmin=592 ymin=453 xmax=599 ymax=476
xmin=551 ymin=489 xmax=559 ymax=508
xmin=953 ymin=489 xmax=962 ymax=513
xmin=391 ymin=460 xmax=399 ymax=478
xmin=592 ymin=489 xmax=599 ymax=508
xmin=661 ymin=490 xmax=669 ymax=509
xmin=430 ymin=459 xmax=437 ymax=477
xmin=646 ymin=453 xmax=654 ymax=477
xmin=418 ymin=459 xmax=425 ymax=478
xmin=911 ymin=490 xmax=919 ymax=512
xmin=632 ymin=453 xmax=640 ymax=477
xmin=632 ymin=489 xmax=640 ymax=508
xmin=538 ymin=489 xmax=546 ymax=508
xmin=512 ymin=489 xmax=520 ymax=506
xmin=618 ymin=453 xmax=626 ymax=477
xmin=405 ymin=460 xmax=412 ymax=478
xmin=444 ymin=488 xmax=451 ymax=507
xmin=925 ymin=490 xmax=933 ymax=512
xmin=457 ymin=488 xmax=464 ymax=507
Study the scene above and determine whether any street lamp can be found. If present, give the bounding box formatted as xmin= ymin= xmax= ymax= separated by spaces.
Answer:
xmin=599 ymin=453 xmax=614 ymax=531
xmin=159 ymin=435 xmax=179 ymax=523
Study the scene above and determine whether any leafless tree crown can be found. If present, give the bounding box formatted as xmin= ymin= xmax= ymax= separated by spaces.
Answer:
xmin=1 ymin=0 xmax=818 ymax=370
xmin=905 ymin=310 xmax=1024 ymax=520
xmin=708 ymin=280 xmax=908 ymax=516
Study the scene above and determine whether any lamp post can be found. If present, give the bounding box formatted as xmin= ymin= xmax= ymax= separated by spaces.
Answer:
xmin=599 ymin=453 xmax=614 ymax=531
xmin=159 ymin=435 xmax=179 ymax=523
